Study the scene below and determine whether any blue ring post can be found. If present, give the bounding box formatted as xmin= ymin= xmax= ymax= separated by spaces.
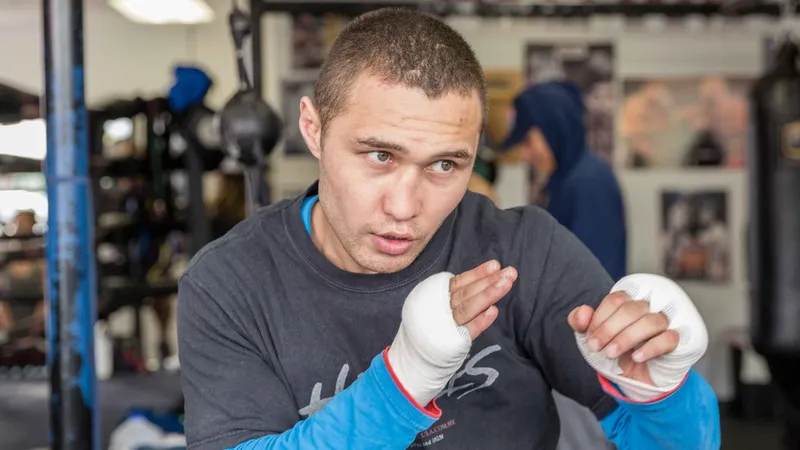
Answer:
xmin=43 ymin=0 xmax=99 ymax=449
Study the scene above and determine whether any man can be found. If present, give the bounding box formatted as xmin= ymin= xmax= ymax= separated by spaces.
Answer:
xmin=0 ymin=211 xmax=46 ymax=343
xmin=502 ymin=81 xmax=626 ymax=281
xmin=178 ymin=9 xmax=719 ymax=450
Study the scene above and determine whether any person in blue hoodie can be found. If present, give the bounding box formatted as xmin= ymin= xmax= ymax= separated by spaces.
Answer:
xmin=501 ymin=81 xmax=629 ymax=450
xmin=502 ymin=80 xmax=627 ymax=282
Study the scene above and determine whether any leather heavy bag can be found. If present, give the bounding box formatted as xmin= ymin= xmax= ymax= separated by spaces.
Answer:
xmin=749 ymin=39 xmax=800 ymax=356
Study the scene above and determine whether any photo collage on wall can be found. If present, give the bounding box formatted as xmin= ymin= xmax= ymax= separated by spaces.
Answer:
xmin=515 ymin=39 xmax=756 ymax=285
xmin=618 ymin=75 xmax=750 ymax=286
xmin=660 ymin=189 xmax=730 ymax=283
xmin=523 ymin=43 xmax=616 ymax=205
xmin=619 ymin=77 xmax=751 ymax=169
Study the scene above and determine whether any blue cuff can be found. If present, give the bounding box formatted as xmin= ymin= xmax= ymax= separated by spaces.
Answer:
xmin=372 ymin=351 xmax=441 ymax=430
xmin=612 ymin=370 xmax=705 ymax=411
xmin=600 ymin=370 xmax=721 ymax=450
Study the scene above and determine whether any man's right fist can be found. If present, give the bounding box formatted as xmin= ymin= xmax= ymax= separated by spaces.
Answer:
xmin=387 ymin=261 xmax=517 ymax=407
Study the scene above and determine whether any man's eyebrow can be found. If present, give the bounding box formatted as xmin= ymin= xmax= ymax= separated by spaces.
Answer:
xmin=433 ymin=149 xmax=474 ymax=163
xmin=355 ymin=137 xmax=407 ymax=152
xmin=355 ymin=137 xmax=474 ymax=162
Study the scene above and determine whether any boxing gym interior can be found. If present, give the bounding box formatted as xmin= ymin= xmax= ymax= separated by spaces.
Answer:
xmin=2 ymin=0 xmax=800 ymax=449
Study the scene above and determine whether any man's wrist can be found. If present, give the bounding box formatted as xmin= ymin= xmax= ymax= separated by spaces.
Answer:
xmin=383 ymin=347 xmax=442 ymax=418
xmin=598 ymin=371 xmax=689 ymax=405
xmin=386 ymin=332 xmax=442 ymax=408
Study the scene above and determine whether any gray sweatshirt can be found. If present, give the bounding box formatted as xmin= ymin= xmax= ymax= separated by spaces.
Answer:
xmin=178 ymin=184 xmax=619 ymax=449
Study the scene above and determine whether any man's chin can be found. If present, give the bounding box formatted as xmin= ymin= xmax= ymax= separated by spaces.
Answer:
xmin=358 ymin=249 xmax=420 ymax=274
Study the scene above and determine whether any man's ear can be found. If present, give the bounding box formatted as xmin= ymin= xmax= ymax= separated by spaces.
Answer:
xmin=299 ymin=96 xmax=322 ymax=159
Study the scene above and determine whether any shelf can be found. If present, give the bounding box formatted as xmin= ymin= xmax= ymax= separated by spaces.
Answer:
xmin=0 ymin=234 xmax=44 ymax=242
xmin=93 ymin=151 xmax=226 ymax=178
xmin=0 ymin=247 xmax=44 ymax=265
xmin=98 ymin=278 xmax=179 ymax=319
xmin=96 ymin=214 xmax=189 ymax=245
xmin=0 ymin=156 xmax=42 ymax=175
xmin=255 ymin=0 xmax=794 ymax=17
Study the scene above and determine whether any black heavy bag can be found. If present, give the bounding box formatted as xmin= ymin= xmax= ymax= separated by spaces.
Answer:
xmin=749 ymin=39 xmax=800 ymax=356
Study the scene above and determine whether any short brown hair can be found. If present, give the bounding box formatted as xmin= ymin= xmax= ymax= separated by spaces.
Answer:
xmin=314 ymin=8 xmax=486 ymax=132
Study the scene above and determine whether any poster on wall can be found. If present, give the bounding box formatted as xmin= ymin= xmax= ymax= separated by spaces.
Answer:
xmin=282 ymin=72 xmax=318 ymax=156
xmin=524 ymin=43 xmax=616 ymax=166
xmin=291 ymin=14 xmax=351 ymax=69
xmin=620 ymin=77 xmax=752 ymax=169
xmin=660 ymin=189 xmax=730 ymax=283
xmin=484 ymin=69 xmax=524 ymax=162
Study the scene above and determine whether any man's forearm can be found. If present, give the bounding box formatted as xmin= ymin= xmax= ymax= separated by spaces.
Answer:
xmin=228 ymin=350 xmax=439 ymax=450
xmin=598 ymin=370 xmax=720 ymax=450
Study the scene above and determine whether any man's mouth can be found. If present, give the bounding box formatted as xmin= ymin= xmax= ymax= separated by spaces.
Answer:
xmin=380 ymin=233 xmax=413 ymax=241
xmin=373 ymin=233 xmax=414 ymax=255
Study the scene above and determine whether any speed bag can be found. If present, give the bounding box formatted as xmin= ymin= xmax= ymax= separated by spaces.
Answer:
xmin=749 ymin=40 xmax=800 ymax=357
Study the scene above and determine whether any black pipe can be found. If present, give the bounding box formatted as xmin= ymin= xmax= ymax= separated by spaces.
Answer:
xmin=244 ymin=0 xmax=271 ymax=207
xmin=250 ymin=0 xmax=263 ymax=97
xmin=43 ymin=1 xmax=99 ymax=449
xmin=185 ymin=137 xmax=210 ymax=255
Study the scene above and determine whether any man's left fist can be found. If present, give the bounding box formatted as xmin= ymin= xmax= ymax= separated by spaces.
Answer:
xmin=569 ymin=274 xmax=708 ymax=401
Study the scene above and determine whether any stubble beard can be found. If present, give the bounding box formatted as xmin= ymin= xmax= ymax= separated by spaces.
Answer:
xmin=317 ymin=172 xmax=430 ymax=274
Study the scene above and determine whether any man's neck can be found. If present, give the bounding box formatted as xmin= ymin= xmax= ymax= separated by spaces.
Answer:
xmin=310 ymin=201 xmax=374 ymax=274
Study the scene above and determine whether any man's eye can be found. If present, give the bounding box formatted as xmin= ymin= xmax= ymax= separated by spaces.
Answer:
xmin=431 ymin=160 xmax=455 ymax=173
xmin=367 ymin=151 xmax=391 ymax=163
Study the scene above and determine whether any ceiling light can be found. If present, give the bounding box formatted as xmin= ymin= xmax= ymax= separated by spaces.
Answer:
xmin=109 ymin=0 xmax=215 ymax=25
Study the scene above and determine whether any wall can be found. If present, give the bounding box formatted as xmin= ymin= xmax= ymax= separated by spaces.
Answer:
xmin=0 ymin=0 xmax=239 ymax=108
xmin=261 ymin=14 xmax=769 ymax=199
xmin=260 ymin=13 xmax=782 ymax=399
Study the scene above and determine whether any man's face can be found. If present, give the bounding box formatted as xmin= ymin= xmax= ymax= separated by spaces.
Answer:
xmin=520 ymin=128 xmax=555 ymax=176
xmin=299 ymin=73 xmax=482 ymax=273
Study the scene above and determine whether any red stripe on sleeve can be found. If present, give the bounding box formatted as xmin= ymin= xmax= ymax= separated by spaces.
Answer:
xmin=597 ymin=372 xmax=690 ymax=404
xmin=383 ymin=347 xmax=442 ymax=419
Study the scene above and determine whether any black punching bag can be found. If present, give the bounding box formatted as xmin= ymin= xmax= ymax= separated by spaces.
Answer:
xmin=749 ymin=39 xmax=800 ymax=357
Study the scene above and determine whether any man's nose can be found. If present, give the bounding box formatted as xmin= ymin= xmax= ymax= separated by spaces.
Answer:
xmin=383 ymin=172 xmax=421 ymax=222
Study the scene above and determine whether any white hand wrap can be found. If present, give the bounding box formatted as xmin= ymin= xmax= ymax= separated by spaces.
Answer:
xmin=575 ymin=274 xmax=709 ymax=402
xmin=387 ymin=272 xmax=472 ymax=407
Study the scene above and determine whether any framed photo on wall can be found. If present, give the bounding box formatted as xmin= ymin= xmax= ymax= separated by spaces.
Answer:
xmin=620 ymin=77 xmax=752 ymax=169
xmin=281 ymin=72 xmax=319 ymax=157
xmin=291 ymin=13 xmax=351 ymax=70
xmin=524 ymin=43 xmax=616 ymax=166
xmin=660 ymin=189 xmax=731 ymax=283
xmin=483 ymin=69 xmax=524 ymax=163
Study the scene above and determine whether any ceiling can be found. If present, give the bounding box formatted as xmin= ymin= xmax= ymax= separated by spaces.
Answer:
xmin=0 ymin=0 xmax=233 ymax=15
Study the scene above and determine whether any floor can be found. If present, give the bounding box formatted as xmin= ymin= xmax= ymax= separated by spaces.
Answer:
xmin=721 ymin=418 xmax=783 ymax=450
xmin=0 ymin=373 xmax=183 ymax=450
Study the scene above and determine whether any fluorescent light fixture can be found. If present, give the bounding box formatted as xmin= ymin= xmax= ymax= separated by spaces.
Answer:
xmin=109 ymin=0 xmax=215 ymax=25
xmin=0 ymin=119 xmax=46 ymax=161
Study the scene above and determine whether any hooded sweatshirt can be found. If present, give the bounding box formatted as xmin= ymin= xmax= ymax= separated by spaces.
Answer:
xmin=504 ymin=81 xmax=627 ymax=281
